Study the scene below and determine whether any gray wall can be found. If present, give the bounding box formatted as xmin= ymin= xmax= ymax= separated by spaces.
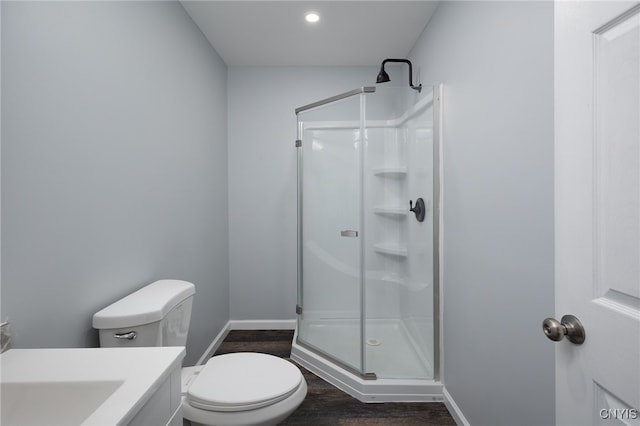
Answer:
xmin=409 ymin=2 xmax=555 ymax=425
xmin=227 ymin=66 xmax=375 ymax=320
xmin=1 ymin=2 xmax=556 ymax=420
xmin=1 ymin=1 xmax=229 ymax=366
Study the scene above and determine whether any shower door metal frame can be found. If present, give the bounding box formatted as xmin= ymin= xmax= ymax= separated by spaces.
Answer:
xmin=432 ymin=85 xmax=442 ymax=381
xmin=294 ymin=86 xmax=376 ymax=114
xmin=296 ymin=87 xmax=373 ymax=379
xmin=295 ymin=85 xmax=442 ymax=382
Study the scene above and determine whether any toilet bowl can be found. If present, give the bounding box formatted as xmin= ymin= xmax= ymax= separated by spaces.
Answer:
xmin=92 ymin=280 xmax=307 ymax=426
xmin=181 ymin=353 xmax=307 ymax=426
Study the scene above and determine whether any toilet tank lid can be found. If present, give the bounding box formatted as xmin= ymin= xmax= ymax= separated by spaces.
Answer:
xmin=92 ymin=280 xmax=195 ymax=329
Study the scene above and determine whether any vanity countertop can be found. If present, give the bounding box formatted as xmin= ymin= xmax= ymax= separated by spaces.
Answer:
xmin=1 ymin=346 xmax=185 ymax=425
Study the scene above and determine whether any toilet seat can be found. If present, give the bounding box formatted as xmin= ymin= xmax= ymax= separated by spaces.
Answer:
xmin=184 ymin=353 xmax=304 ymax=412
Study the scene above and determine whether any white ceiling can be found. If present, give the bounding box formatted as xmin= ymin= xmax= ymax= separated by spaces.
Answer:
xmin=180 ymin=1 xmax=439 ymax=66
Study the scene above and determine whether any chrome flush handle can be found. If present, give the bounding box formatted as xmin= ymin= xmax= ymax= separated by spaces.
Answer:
xmin=113 ymin=331 xmax=137 ymax=340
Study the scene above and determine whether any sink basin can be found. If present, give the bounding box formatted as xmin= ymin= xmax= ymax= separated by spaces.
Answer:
xmin=1 ymin=381 xmax=124 ymax=425
xmin=0 ymin=347 xmax=185 ymax=425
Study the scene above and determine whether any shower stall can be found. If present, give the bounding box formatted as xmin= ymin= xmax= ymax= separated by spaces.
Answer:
xmin=291 ymin=84 xmax=442 ymax=402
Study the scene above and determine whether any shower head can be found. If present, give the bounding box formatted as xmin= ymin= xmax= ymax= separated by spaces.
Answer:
xmin=376 ymin=67 xmax=390 ymax=84
xmin=375 ymin=58 xmax=422 ymax=93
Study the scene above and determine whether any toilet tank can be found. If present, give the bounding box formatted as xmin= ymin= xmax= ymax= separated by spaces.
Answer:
xmin=93 ymin=279 xmax=195 ymax=348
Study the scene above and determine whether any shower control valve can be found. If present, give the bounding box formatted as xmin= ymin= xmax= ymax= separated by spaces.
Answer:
xmin=409 ymin=198 xmax=426 ymax=222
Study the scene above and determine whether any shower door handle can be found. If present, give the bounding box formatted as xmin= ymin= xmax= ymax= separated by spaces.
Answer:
xmin=340 ymin=230 xmax=359 ymax=237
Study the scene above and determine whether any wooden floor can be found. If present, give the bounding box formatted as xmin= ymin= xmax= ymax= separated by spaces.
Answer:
xmin=214 ymin=330 xmax=456 ymax=426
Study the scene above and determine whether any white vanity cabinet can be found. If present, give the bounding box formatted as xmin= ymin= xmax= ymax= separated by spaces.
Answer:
xmin=129 ymin=367 xmax=182 ymax=426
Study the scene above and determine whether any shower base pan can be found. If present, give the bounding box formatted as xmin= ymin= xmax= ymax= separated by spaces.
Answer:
xmin=291 ymin=320 xmax=443 ymax=403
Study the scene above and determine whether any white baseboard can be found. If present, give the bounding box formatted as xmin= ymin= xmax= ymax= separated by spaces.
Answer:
xmin=228 ymin=319 xmax=296 ymax=330
xmin=195 ymin=319 xmax=296 ymax=366
xmin=443 ymin=387 xmax=470 ymax=426
xmin=195 ymin=322 xmax=230 ymax=366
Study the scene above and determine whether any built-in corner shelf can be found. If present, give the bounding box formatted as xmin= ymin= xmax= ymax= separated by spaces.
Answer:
xmin=373 ymin=243 xmax=408 ymax=257
xmin=373 ymin=206 xmax=408 ymax=218
xmin=371 ymin=165 xmax=408 ymax=259
xmin=372 ymin=167 xmax=407 ymax=178
xmin=379 ymin=273 xmax=408 ymax=286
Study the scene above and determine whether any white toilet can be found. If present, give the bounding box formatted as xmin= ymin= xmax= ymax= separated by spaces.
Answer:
xmin=92 ymin=279 xmax=307 ymax=426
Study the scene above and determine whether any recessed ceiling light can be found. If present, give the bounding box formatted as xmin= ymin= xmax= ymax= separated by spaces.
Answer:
xmin=305 ymin=12 xmax=320 ymax=23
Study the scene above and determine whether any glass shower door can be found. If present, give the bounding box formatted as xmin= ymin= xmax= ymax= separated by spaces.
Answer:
xmin=296 ymin=94 xmax=364 ymax=374
xmin=293 ymin=85 xmax=441 ymax=397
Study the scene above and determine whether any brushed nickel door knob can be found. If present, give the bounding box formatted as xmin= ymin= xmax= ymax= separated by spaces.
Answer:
xmin=542 ymin=314 xmax=585 ymax=345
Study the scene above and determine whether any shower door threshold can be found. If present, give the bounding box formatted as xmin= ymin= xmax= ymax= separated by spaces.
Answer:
xmin=294 ymin=338 xmax=377 ymax=381
xmin=291 ymin=329 xmax=443 ymax=403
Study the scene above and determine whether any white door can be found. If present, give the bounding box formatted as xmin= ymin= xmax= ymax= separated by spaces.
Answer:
xmin=554 ymin=1 xmax=640 ymax=425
